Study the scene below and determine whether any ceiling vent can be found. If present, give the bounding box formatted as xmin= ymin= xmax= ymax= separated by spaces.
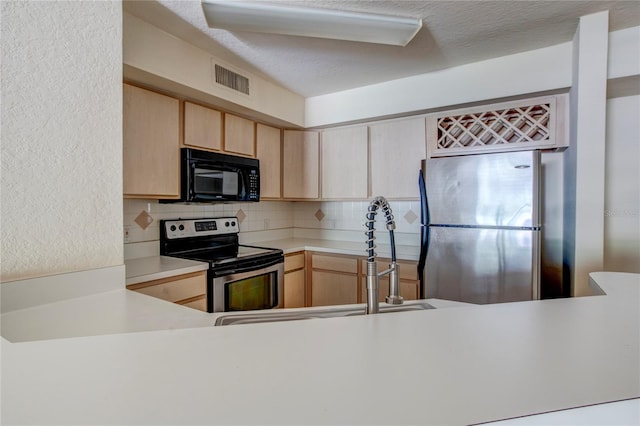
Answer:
xmin=213 ymin=63 xmax=250 ymax=96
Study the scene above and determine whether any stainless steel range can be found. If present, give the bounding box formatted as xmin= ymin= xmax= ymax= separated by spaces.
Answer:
xmin=160 ymin=217 xmax=284 ymax=313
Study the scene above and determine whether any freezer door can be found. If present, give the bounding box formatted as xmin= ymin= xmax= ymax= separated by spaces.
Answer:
xmin=425 ymin=227 xmax=540 ymax=304
xmin=426 ymin=151 xmax=540 ymax=228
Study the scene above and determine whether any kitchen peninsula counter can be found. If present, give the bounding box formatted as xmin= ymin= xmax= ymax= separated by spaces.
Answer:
xmin=2 ymin=272 xmax=639 ymax=425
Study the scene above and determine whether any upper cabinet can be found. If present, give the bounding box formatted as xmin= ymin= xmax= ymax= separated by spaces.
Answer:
xmin=183 ymin=101 xmax=222 ymax=151
xmin=321 ymin=126 xmax=369 ymax=200
xmin=256 ymin=123 xmax=281 ymax=199
xmin=283 ymin=130 xmax=320 ymax=199
xmin=224 ymin=113 xmax=255 ymax=157
xmin=122 ymin=84 xmax=567 ymax=202
xmin=123 ymin=83 xmax=180 ymax=199
xmin=369 ymin=117 xmax=426 ymax=199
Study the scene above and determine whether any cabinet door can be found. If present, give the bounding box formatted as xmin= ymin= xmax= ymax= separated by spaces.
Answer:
xmin=369 ymin=117 xmax=426 ymax=199
xmin=311 ymin=271 xmax=358 ymax=307
xmin=256 ymin=123 xmax=281 ymax=199
xmin=123 ymin=84 xmax=180 ymax=198
xmin=224 ymin=113 xmax=255 ymax=157
xmin=283 ymin=130 xmax=319 ymax=199
xmin=310 ymin=253 xmax=358 ymax=307
xmin=284 ymin=269 xmax=306 ymax=308
xmin=284 ymin=252 xmax=306 ymax=308
xmin=183 ymin=101 xmax=222 ymax=151
xmin=321 ymin=126 xmax=368 ymax=199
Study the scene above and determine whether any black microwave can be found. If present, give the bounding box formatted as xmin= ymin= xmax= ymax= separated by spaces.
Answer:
xmin=171 ymin=148 xmax=260 ymax=203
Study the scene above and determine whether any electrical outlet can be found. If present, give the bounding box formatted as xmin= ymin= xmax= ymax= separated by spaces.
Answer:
xmin=124 ymin=226 xmax=130 ymax=243
xmin=264 ymin=218 xmax=270 ymax=229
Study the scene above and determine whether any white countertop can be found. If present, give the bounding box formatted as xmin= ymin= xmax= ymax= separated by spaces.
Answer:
xmin=1 ymin=272 xmax=638 ymax=425
xmin=124 ymin=238 xmax=421 ymax=284
xmin=125 ymin=255 xmax=209 ymax=285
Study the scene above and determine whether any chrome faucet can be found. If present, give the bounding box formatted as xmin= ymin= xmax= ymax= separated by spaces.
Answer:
xmin=364 ymin=196 xmax=404 ymax=314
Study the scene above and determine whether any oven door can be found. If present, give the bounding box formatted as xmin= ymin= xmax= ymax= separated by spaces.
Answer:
xmin=210 ymin=258 xmax=284 ymax=312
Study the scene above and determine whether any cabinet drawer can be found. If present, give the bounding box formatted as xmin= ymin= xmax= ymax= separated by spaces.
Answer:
xmin=127 ymin=271 xmax=206 ymax=303
xmin=312 ymin=253 xmax=357 ymax=274
xmin=285 ymin=252 xmax=305 ymax=272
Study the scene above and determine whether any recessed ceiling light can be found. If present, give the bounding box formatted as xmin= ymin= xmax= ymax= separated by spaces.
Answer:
xmin=201 ymin=0 xmax=422 ymax=46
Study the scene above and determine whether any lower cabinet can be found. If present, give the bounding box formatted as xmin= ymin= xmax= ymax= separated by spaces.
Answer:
xmin=310 ymin=252 xmax=359 ymax=307
xmin=284 ymin=252 xmax=306 ymax=308
xmin=126 ymin=271 xmax=207 ymax=311
xmin=284 ymin=251 xmax=421 ymax=308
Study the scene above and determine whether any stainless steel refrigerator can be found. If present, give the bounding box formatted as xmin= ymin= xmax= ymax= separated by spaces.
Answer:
xmin=418 ymin=151 xmax=543 ymax=304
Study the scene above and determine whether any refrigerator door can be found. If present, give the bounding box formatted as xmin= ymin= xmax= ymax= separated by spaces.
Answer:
xmin=425 ymin=226 xmax=540 ymax=304
xmin=426 ymin=151 xmax=540 ymax=228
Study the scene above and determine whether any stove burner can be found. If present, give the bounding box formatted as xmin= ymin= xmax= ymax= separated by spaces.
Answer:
xmin=159 ymin=217 xmax=283 ymax=268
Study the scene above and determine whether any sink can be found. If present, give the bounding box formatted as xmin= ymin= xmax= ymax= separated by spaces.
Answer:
xmin=214 ymin=301 xmax=435 ymax=326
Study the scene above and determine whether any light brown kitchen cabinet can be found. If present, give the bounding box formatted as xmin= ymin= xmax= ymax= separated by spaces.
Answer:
xmin=310 ymin=252 xmax=359 ymax=307
xmin=123 ymin=83 xmax=180 ymax=199
xmin=321 ymin=126 xmax=368 ymax=199
xmin=224 ymin=113 xmax=255 ymax=157
xmin=369 ymin=116 xmax=426 ymax=199
xmin=126 ymin=271 xmax=207 ymax=311
xmin=283 ymin=130 xmax=320 ymax=199
xmin=284 ymin=252 xmax=306 ymax=308
xmin=359 ymin=258 xmax=420 ymax=303
xmin=183 ymin=101 xmax=223 ymax=151
xmin=256 ymin=123 xmax=282 ymax=199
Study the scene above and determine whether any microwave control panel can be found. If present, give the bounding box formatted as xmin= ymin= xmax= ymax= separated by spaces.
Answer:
xmin=248 ymin=169 xmax=259 ymax=201
xmin=163 ymin=217 xmax=239 ymax=239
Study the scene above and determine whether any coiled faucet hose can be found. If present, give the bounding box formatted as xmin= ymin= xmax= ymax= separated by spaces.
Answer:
xmin=364 ymin=196 xmax=396 ymax=262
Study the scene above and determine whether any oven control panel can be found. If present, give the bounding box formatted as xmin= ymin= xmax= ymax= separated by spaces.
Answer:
xmin=162 ymin=217 xmax=240 ymax=239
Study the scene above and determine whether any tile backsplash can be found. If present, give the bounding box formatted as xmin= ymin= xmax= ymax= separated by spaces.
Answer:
xmin=123 ymin=200 xmax=294 ymax=244
xmin=123 ymin=199 xmax=421 ymax=256
xmin=293 ymin=201 xmax=421 ymax=234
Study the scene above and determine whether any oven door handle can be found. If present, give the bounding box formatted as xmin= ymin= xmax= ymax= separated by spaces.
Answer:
xmin=214 ymin=256 xmax=283 ymax=276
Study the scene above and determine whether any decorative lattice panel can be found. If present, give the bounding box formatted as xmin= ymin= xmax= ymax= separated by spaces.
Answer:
xmin=437 ymin=103 xmax=551 ymax=150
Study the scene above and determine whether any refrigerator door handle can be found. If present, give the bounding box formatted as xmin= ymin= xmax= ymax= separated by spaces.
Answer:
xmin=417 ymin=169 xmax=430 ymax=298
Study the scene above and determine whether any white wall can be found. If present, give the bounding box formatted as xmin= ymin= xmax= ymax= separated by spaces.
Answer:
xmin=565 ymin=11 xmax=609 ymax=297
xmin=0 ymin=1 xmax=123 ymax=281
xmin=305 ymin=42 xmax=572 ymax=127
xmin=604 ymin=95 xmax=640 ymax=273
xmin=608 ymin=26 xmax=640 ymax=79
xmin=123 ymin=13 xmax=305 ymax=128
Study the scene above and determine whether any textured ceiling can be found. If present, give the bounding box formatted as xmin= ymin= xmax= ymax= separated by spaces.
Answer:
xmin=124 ymin=0 xmax=640 ymax=97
